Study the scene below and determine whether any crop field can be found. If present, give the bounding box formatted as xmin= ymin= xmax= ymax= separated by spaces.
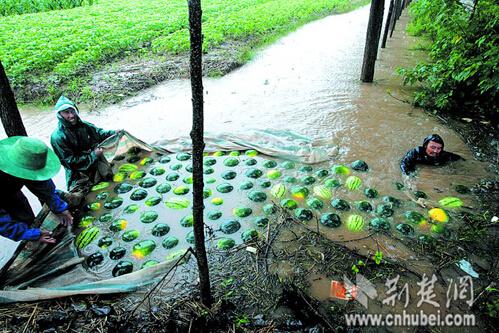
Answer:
xmin=0 ymin=0 xmax=367 ymax=103
xmin=0 ymin=0 xmax=96 ymax=16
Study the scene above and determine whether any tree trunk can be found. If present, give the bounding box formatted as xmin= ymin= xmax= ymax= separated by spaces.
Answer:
xmin=0 ymin=61 xmax=27 ymax=137
xmin=390 ymin=0 xmax=401 ymax=37
xmin=381 ymin=0 xmax=394 ymax=48
xmin=187 ymin=0 xmax=212 ymax=308
xmin=361 ymin=0 xmax=385 ymax=82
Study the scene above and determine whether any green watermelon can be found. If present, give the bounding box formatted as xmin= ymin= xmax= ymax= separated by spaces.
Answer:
xmin=221 ymin=220 xmax=241 ymax=234
xmin=245 ymin=158 xmax=257 ymax=166
xmin=295 ymin=208 xmax=314 ymax=221
xmin=395 ymin=182 xmax=405 ymax=190
xmin=130 ymin=189 xmax=148 ymax=201
xmin=165 ymin=198 xmax=190 ymax=209
xmin=185 ymin=165 xmax=192 ymax=173
xmin=313 ymin=185 xmax=332 ymax=200
xmin=345 ymin=176 xmax=362 ymax=190
xmin=186 ymin=231 xmax=195 ymax=244
xmin=245 ymin=150 xmax=258 ymax=157
xmin=307 ymin=198 xmax=324 ymax=210
xmin=75 ymin=226 xmax=99 ymax=249
xmin=114 ymin=183 xmax=133 ymax=194
xmin=396 ymin=223 xmax=414 ymax=236
xmin=346 ymin=215 xmax=365 ymax=232
xmin=140 ymin=211 xmax=158 ymax=223
xmin=98 ymin=236 xmax=113 ymax=248
xmin=149 ymin=167 xmax=165 ymax=176
xmin=156 ymin=183 xmax=172 ymax=194
xmin=173 ymin=185 xmax=190 ymax=195
xmin=248 ymin=191 xmax=267 ymax=202
xmin=110 ymin=219 xmax=128 ymax=231
xmin=141 ymin=260 xmax=159 ymax=269
xmin=331 ymin=164 xmax=350 ymax=175
xmin=91 ymin=182 xmax=110 ymax=192
xmin=122 ymin=230 xmax=140 ymax=242
xmin=104 ymin=197 xmax=123 ymax=209
xmin=351 ymin=160 xmax=369 ymax=172
xmin=233 ymin=207 xmax=252 ymax=218
xmin=162 ymin=236 xmax=179 ymax=249
xmin=242 ymin=229 xmax=258 ymax=242
xmin=331 ymin=198 xmax=350 ymax=211
xmin=370 ymin=217 xmax=390 ymax=231
xmin=212 ymin=151 xmax=226 ymax=157
xmin=224 ymin=157 xmax=240 ymax=167
xmin=110 ymin=247 xmax=126 ymax=260
xmin=124 ymin=204 xmax=139 ymax=214
xmin=96 ymin=192 xmax=110 ymax=201
xmin=203 ymin=188 xmax=212 ymax=199
xmin=139 ymin=157 xmax=154 ymax=166
xmin=98 ymin=213 xmax=112 ymax=223
xmin=364 ymin=188 xmax=378 ymax=199
xmin=205 ymin=177 xmax=216 ymax=184
xmin=263 ymin=160 xmax=277 ymax=168
xmin=86 ymin=252 xmax=104 ymax=267
xmin=180 ymin=215 xmax=194 ymax=227
xmin=280 ymin=161 xmax=295 ymax=169
xmin=139 ymin=177 xmax=157 ymax=188
xmin=217 ymin=238 xmax=236 ymax=250
xmin=284 ymin=176 xmax=297 ymax=183
xmin=152 ymin=223 xmax=170 ymax=236
xmin=159 ymin=156 xmax=171 ymax=164
xmin=245 ymin=168 xmax=263 ymax=179
xmin=355 ymin=201 xmax=373 ymax=212
xmin=129 ymin=170 xmax=146 ymax=180
xmin=170 ymin=163 xmax=183 ymax=170
xmin=113 ymin=172 xmax=127 ymax=182
xmin=301 ymin=176 xmax=316 ymax=185
xmin=315 ymin=169 xmax=329 ymax=178
xmin=438 ymin=197 xmax=463 ymax=208
xmin=113 ymin=154 xmax=125 ymax=161
xmin=376 ymin=204 xmax=394 ymax=217
xmin=203 ymin=167 xmax=214 ymax=174
xmin=176 ymin=152 xmax=191 ymax=161
xmin=229 ymin=151 xmax=240 ymax=156
xmin=132 ymin=240 xmax=156 ymax=258
xmin=404 ymin=211 xmax=426 ymax=224
xmin=281 ymin=199 xmax=298 ymax=210
xmin=166 ymin=172 xmax=180 ymax=181
xmin=271 ymin=184 xmax=286 ymax=198
xmin=255 ymin=217 xmax=269 ymax=227
xmin=112 ymin=261 xmax=133 ymax=277
xmin=207 ymin=210 xmax=223 ymax=220
xmin=203 ymin=157 xmax=216 ymax=166
xmin=127 ymin=156 xmax=140 ymax=163
xmin=266 ymin=169 xmax=281 ymax=179
xmin=263 ymin=204 xmax=277 ymax=215
xmin=324 ymin=178 xmax=341 ymax=188
xmin=259 ymin=180 xmax=271 ymax=188
xmin=382 ymin=196 xmax=402 ymax=208
xmin=119 ymin=163 xmax=138 ymax=173
xmin=80 ymin=215 xmax=95 ymax=227
xmin=299 ymin=165 xmax=313 ymax=172
xmin=87 ymin=202 xmax=101 ymax=211
xmin=454 ymin=185 xmax=470 ymax=194
xmin=221 ymin=170 xmax=237 ymax=180
xmin=145 ymin=196 xmax=161 ymax=206
xmin=413 ymin=191 xmax=428 ymax=199
xmin=211 ymin=197 xmax=223 ymax=206
xmin=217 ymin=183 xmax=233 ymax=193
xmin=291 ymin=186 xmax=309 ymax=199
xmin=240 ymin=180 xmax=254 ymax=190
xmin=183 ymin=176 xmax=193 ymax=184
xmin=320 ymin=213 xmax=341 ymax=228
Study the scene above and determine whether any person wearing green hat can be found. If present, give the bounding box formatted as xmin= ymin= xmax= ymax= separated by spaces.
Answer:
xmin=0 ymin=136 xmax=73 ymax=243
xmin=50 ymin=95 xmax=120 ymax=196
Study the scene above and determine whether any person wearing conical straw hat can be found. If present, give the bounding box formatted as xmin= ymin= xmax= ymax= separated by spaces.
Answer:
xmin=0 ymin=136 xmax=73 ymax=243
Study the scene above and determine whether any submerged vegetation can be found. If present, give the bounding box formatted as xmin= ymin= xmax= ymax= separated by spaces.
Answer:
xmin=400 ymin=0 xmax=498 ymax=118
xmin=0 ymin=0 xmax=368 ymax=104
xmin=0 ymin=0 xmax=96 ymax=16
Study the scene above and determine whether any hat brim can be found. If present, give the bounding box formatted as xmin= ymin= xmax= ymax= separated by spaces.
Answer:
xmin=0 ymin=136 xmax=61 ymax=181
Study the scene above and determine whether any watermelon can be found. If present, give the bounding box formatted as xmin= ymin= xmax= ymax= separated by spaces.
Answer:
xmin=300 ymin=165 xmax=313 ymax=172
xmin=165 ymin=198 xmax=190 ymax=209
xmin=346 ymin=215 xmax=365 ymax=232
xmin=396 ymin=223 xmax=414 ymax=236
xmin=98 ymin=236 xmax=113 ymax=248
xmin=331 ymin=198 xmax=350 ymax=211
xmin=173 ymin=185 xmax=190 ymax=195
xmin=331 ymin=164 xmax=350 ymax=175
xmin=313 ymin=185 xmax=332 ymax=200
xmin=255 ymin=217 xmax=269 ymax=227
xmin=203 ymin=188 xmax=212 ymax=199
xmin=280 ymin=161 xmax=295 ymax=169
xmin=112 ymin=261 xmax=133 ymax=277
xmin=417 ymin=234 xmax=435 ymax=245
xmin=86 ymin=252 xmax=104 ymax=268
xmin=203 ymin=167 xmax=214 ymax=175
xmin=113 ymin=172 xmax=127 ymax=182
xmin=145 ymin=196 xmax=161 ymax=206
xmin=245 ymin=150 xmax=258 ymax=157
xmin=382 ymin=196 xmax=402 ymax=208
xmin=159 ymin=156 xmax=171 ymax=164
xmin=266 ymin=169 xmax=281 ymax=179
xmin=395 ymin=182 xmax=405 ymax=190
xmin=217 ymin=183 xmax=234 ymax=193
xmin=132 ymin=240 xmax=156 ymax=258
xmin=259 ymin=180 xmax=271 ymax=188
xmin=431 ymin=223 xmax=446 ymax=234
xmin=404 ymin=211 xmax=426 ymax=224
xmin=454 ymin=185 xmax=470 ymax=194
xmin=149 ymin=167 xmax=165 ymax=176
xmin=142 ymin=260 xmax=159 ymax=269
xmin=140 ymin=211 xmax=158 ymax=223
xmin=104 ymin=197 xmax=123 ymax=209
xmin=345 ymin=176 xmax=362 ymax=190
xmin=127 ymin=156 xmax=140 ymax=163
xmin=110 ymin=219 xmax=128 ymax=231
xmin=229 ymin=151 xmax=240 ymax=156
xmin=315 ymin=169 xmax=329 ymax=178
xmin=233 ymin=207 xmax=252 ymax=218
xmin=242 ymin=229 xmax=258 ymax=242
xmin=217 ymin=238 xmax=236 ymax=250
xmin=124 ymin=204 xmax=139 ymax=214
xmin=428 ymin=208 xmax=449 ymax=223
xmin=79 ymin=215 xmax=95 ymax=227
xmin=284 ymin=176 xmax=298 ymax=184
xmin=205 ymin=177 xmax=216 ymax=184
xmin=320 ymin=213 xmax=341 ymax=228
xmin=119 ymin=163 xmax=138 ymax=173
xmin=376 ymin=204 xmax=394 ymax=217
xmin=413 ymin=191 xmax=427 ymax=199
xmin=186 ymin=231 xmax=195 ymax=244
xmin=221 ymin=220 xmax=241 ymax=234
xmin=438 ymin=197 xmax=463 ymax=208
xmin=156 ymin=183 xmax=172 ymax=194
xmin=152 ymin=223 xmax=170 ymax=236
xmin=307 ymin=198 xmax=324 ymax=210
xmin=96 ymin=192 xmax=110 ymax=201
xmin=122 ymin=230 xmax=140 ymax=242
xmin=99 ymin=213 xmax=112 ymax=223
xmin=91 ymin=182 xmax=110 ymax=192
xmin=139 ymin=177 xmax=157 ymax=188
xmin=263 ymin=204 xmax=277 ymax=215
xmin=130 ymin=189 xmax=148 ymax=201
xmin=129 ymin=170 xmax=146 ymax=180
xmin=324 ymin=178 xmax=341 ymax=189
xmin=208 ymin=210 xmax=223 ymax=220
xmin=240 ymin=180 xmax=254 ymax=190
xmin=170 ymin=163 xmax=183 ymax=170
xmin=162 ymin=236 xmax=179 ymax=249
xmin=139 ymin=157 xmax=154 ymax=166
xmin=113 ymin=154 xmax=125 ymax=161
xmin=355 ymin=201 xmax=373 ymax=212
xmin=364 ymin=188 xmax=378 ymax=198
xmin=224 ymin=157 xmax=240 ymax=167
xmin=87 ymin=202 xmax=101 ymax=211
xmin=185 ymin=165 xmax=193 ymax=173
xmin=245 ymin=168 xmax=263 ymax=179
xmin=295 ymin=208 xmax=314 ymax=221
xmin=114 ymin=182 xmax=133 ymax=194
xmin=166 ymin=172 xmax=180 ymax=181
xmin=281 ymin=199 xmax=298 ymax=210
xmin=248 ymin=191 xmax=267 ymax=202
xmin=351 ymin=160 xmax=369 ymax=172
xmin=245 ymin=158 xmax=258 ymax=166
xmin=221 ymin=171 xmax=236 ymax=180
xmin=370 ymin=218 xmax=390 ymax=231
xmin=271 ymin=184 xmax=286 ymax=198
xmin=110 ymin=247 xmax=126 ymax=260
xmin=291 ymin=186 xmax=309 ymax=199
xmin=75 ymin=226 xmax=99 ymax=249
xmin=263 ymin=160 xmax=277 ymax=168
xmin=301 ymin=176 xmax=316 ymax=185
xmin=211 ymin=197 xmax=223 ymax=206
xmin=203 ymin=157 xmax=217 ymax=166
xmin=212 ymin=151 xmax=226 ymax=157
xmin=180 ymin=215 xmax=194 ymax=227
xmin=183 ymin=176 xmax=193 ymax=184
xmin=177 ymin=153 xmax=191 ymax=161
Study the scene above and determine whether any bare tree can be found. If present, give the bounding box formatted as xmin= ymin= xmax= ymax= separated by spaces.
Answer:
xmin=0 ymin=61 xmax=27 ymax=137
xmin=188 ymin=0 xmax=212 ymax=307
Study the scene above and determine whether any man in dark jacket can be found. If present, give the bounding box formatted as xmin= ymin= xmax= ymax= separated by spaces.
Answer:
xmin=0 ymin=136 xmax=73 ymax=243
xmin=50 ymin=96 xmax=118 ymax=194
xmin=400 ymin=134 xmax=463 ymax=175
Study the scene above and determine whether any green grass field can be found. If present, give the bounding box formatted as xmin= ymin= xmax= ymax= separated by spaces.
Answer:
xmin=0 ymin=0 xmax=368 ymax=104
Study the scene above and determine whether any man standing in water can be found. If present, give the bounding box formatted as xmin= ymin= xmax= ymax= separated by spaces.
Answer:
xmin=51 ymin=96 xmax=120 ymax=200
xmin=400 ymin=134 xmax=463 ymax=175
xmin=0 ymin=136 xmax=73 ymax=243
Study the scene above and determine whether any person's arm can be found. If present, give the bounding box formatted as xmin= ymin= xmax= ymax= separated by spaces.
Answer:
xmin=25 ymin=179 xmax=69 ymax=214
xmin=400 ymin=148 xmax=419 ymax=175
xmin=51 ymin=134 xmax=98 ymax=171
xmin=443 ymin=151 xmax=464 ymax=162
xmin=0 ymin=209 xmax=40 ymax=241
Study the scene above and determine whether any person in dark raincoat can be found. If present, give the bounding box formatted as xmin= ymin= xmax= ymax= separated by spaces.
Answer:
xmin=50 ymin=96 xmax=119 ymax=195
xmin=0 ymin=136 xmax=73 ymax=243
xmin=400 ymin=134 xmax=463 ymax=175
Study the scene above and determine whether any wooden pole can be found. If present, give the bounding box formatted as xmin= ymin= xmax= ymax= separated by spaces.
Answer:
xmin=0 ymin=61 xmax=27 ymax=137
xmin=187 ymin=0 xmax=212 ymax=308
xmin=381 ymin=0 xmax=394 ymax=48
xmin=390 ymin=0 xmax=401 ymax=37
xmin=360 ymin=0 xmax=385 ymax=82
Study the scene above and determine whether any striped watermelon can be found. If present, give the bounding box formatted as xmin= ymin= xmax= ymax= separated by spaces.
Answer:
xmin=165 ymin=198 xmax=190 ymax=209
xmin=345 ymin=176 xmax=362 ymax=190
xmin=313 ymin=185 xmax=332 ymax=200
xmin=118 ymin=163 xmax=138 ymax=172
xmin=346 ymin=215 xmax=364 ymax=232
xmin=91 ymin=182 xmax=110 ymax=192
xmin=113 ymin=172 xmax=127 ymax=182
xmin=122 ymin=230 xmax=140 ymax=242
xmin=271 ymin=184 xmax=287 ymax=198
xmin=438 ymin=197 xmax=463 ymax=208
xmin=75 ymin=226 xmax=100 ymax=249
xmin=331 ymin=164 xmax=350 ymax=175
xmin=129 ymin=170 xmax=146 ymax=180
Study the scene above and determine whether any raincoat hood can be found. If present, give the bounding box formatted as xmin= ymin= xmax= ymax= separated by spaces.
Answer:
xmin=54 ymin=95 xmax=81 ymax=127
xmin=422 ymin=134 xmax=444 ymax=150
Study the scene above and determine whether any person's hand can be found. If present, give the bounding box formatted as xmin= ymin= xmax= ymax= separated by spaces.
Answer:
xmin=94 ymin=148 xmax=104 ymax=157
xmin=39 ymin=230 xmax=57 ymax=244
xmin=57 ymin=210 xmax=74 ymax=226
